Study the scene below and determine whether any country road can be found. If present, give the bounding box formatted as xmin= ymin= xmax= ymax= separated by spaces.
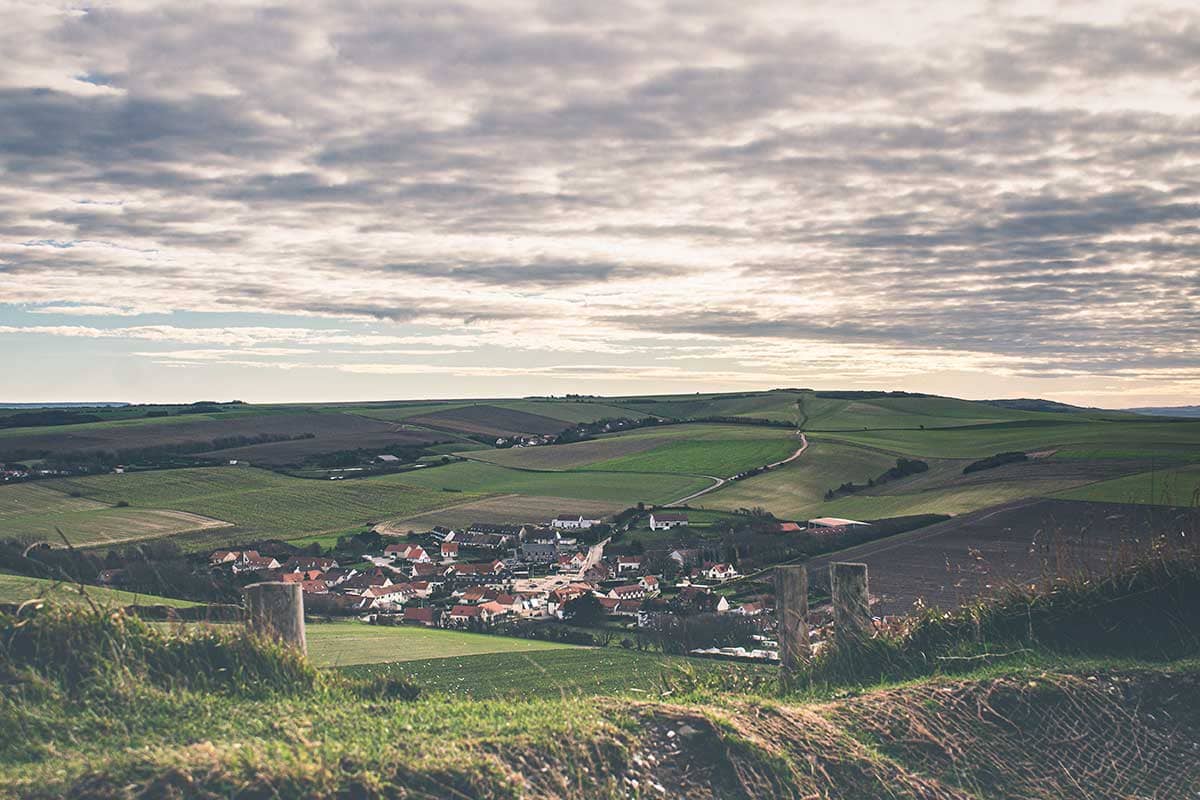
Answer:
xmin=670 ymin=432 xmax=808 ymax=505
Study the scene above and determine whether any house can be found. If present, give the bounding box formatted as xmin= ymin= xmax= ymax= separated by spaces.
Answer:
xmin=361 ymin=584 xmax=413 ymax=609
xmin=478 ymin=600 xmax=510 ymax=619
xmin=403 ymin=606 xmax=439 ymax=626
xmin=616 ymin=555 xmax=643 ymax=574
xmin=649 ymin=512 xmax=688 ymax=531
xmin=375 ymin=454 xmax=400 ymax=463
xmin=675 ymin=586 xmax=730 ymax=613
xmin=300 ymin=579 xmax=329 ymax=595
xmin=440 ymin=542 xmax=459 ymax=560
xmin=775 ymin=521 xmax=804 ymax=534
xmin=340 ymin=568 xmax=393 ymax=594
xmin=639 ymin=575 xmax=661 ymax=594
xmin=449 ymin=560 xmax=507 ymax=578
xmin=459 ymin=586 xmax=500 ymax=604
xmin=551 ymin=514 xmax=600 ymax=530
xmin=733 ymin=601 xmax=767 ymax=616
xmin=668 ymin=548 xmax=702 ymax=567
xmin=448 ymin=604 xmax=483 ymax=624
xmin=807 ymin=517 xmax=871 ymax=533
xmin=209 ymin=550 xmax=239 ymax=566
xmin=232 ymin=551 xmax=281 ymax=573
xmin=282 ymin=556 xmax=338 ymax=572
xmin=608 ymin=584 xmax=646 ymax=601
xmin=703 ymin=563 xmax=739 ymax=582
xmin=384 ymin=543 xmax=431 ymax=563
xmin=520 ymin=540 xmax=560 ymax=564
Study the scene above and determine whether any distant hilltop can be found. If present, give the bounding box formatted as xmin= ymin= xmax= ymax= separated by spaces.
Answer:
xmin=1127 ymin=406 xmax=1200 ymax=418
xmin=0 ymin=402 xmax=129 ymax=409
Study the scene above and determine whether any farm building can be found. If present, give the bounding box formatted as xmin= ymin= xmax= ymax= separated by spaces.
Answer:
xmin=650 ymin=512 xmax=689 ymax=531
xmin=807 ymin=517 xmax=871 ymax=532
xmin=552 ymin=514 xmax=600 ymax=530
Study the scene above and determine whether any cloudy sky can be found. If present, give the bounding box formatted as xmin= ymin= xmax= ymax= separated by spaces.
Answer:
xmin=2 ymin=0 xmax=1197 ymax=405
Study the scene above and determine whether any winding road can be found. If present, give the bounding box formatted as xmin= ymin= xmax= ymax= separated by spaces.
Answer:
xmin=670 ymin=432 xmax=808 ymax=505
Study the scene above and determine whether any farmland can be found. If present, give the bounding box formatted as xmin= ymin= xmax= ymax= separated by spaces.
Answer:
xmin=1055 ymin=463 xmax=1200 ymax=506
xmin=388 ymin=459 xmax=709 ymax=504
xmin=343 ymin=647 xmax=771 ymax=698
xmin=381 ymin=494 xmax=625 ymax=532
xmin=0 ymin=467 xmax=476 ymax=548
xmin=305 ymin=621 xmax=575 ymax=667
xmin=802 ymin=498 xmax=1200 ymax=615
xmin=0 ymin=573 xmax=199 ymax=607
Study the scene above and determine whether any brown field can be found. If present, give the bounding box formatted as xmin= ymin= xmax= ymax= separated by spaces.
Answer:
xmin=463 ymin=435 xmax=669 ymax=470
xmin=803 ymin=498 xmax=1200 ymax=615
xmin=0 ymin=411 xmax=443 ymax=464
xmin=197 ymin=426 xmax=446 ymax=466
xmin=3 ymin=506 xmax=231 ymax=547
xmin=378 ymin=493 xmax=624 ymax=532
xmin=406 ymin=405 xmax=568 ymax=438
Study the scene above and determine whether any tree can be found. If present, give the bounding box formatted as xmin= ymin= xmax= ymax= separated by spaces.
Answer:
xmin=562 ymin=593 xmax=605 ymax=626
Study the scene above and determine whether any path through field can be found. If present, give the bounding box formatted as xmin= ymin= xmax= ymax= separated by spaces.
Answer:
xmin=671 ymin=433 xmax=808 ymax=504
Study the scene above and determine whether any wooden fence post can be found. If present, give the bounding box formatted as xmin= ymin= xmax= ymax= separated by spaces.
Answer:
xmin=830 ymin=562 xmax=871 ymax=644
xmin=244 ymin=581 xmax=306 ymax=655
xmin=774 ymin=565 xmax=810 ymax=688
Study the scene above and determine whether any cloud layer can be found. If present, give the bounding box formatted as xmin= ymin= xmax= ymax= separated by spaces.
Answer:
xmin=1 ymin=0 xmax=1198 ymax=403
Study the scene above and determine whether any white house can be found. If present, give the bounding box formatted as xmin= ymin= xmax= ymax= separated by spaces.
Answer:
xmin=649 ymin=512 xmax=689 ymax=531
xmin=615 ymin=555 xmax=643 ymax=574
xmin=704 ymin=562 xmax=739 ymax=582
xmin=551 ymin=514 xmax=600 ymax=530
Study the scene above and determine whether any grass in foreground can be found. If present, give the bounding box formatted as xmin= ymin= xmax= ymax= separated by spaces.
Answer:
xmin=305 ymin=622 xmax=576 ymax=668
xmin=0 ymin=573 xmax=199 ymax=608
xmin=342 ymin=647 xmax=772 ymax=699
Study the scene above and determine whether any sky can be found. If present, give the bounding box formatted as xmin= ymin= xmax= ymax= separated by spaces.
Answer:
xmin=1 ymin=1 xmax=1198 ymax=406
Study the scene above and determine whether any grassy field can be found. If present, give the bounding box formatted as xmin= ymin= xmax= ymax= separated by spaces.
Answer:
xmin=0 ymin=573 xmax=198 ymax=607
xmin=391 ymin=459 xmax=709 ymax=504
xmin=818 ymin=419 xmax=1200 ymax=459
xmin=3 ymin=467 xmax=476 ymax=547
xmin=1055 ymin=463 xmax=1200 ymax=507
xmin=305 ymin=621 xmax=576 ymax=667
xmin=342 ymin=647 xmax=771 ymax=698
xmin=585 ymin=436 xmax=798 ymax=477
xmin=381 ymin=494 xmax=625 ymax=532
xmin=354 ymin=398 xmax=648 ymax=426
xmin=698 ymin=440 xmax=898 ymax=517
xmin=462 ymin=434 xmax=671 ymax=470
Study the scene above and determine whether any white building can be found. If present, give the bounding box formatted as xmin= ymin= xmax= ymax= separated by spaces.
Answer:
xmin=551 ymin=514 xmax=600 ymax=530
xmin=649 ymin=512 xmax=689 ymax=531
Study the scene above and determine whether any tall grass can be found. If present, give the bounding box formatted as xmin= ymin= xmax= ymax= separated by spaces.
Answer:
xmin=0 ymin=602 xmax=317 ymax=697
xmin=799 ymin=541 xmax=1200 ymax=688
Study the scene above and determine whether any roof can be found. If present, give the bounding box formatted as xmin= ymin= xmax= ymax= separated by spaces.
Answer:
xmin=611 ymin=584 xmax=644 ymax=596
xmin=404 ymin=607 xmax=436 ymax=622
xmin=776 ymin=521 xmax=804 ymax=533
xmin=651 ymin=512 xmax=689 ymax=522
xmin=450 ymin=604 xmax=482 ymax=618
xmin=554 ymin=514 xmax=582 ymax=521
xmin=808 ymin=517 xmax=870 ymax=527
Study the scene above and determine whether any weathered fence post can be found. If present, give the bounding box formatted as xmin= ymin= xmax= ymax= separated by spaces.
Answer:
xmin=244 ymin=581 xmax=306 ymax=655
xmin=774 ymin=565 xmax=810 ymax=688
xmin=830 ymin=562 xmax=871 ymax=644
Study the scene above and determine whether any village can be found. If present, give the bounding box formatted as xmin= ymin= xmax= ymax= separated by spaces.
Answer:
xmin=202 ymin=511 xmax=875 ymax=662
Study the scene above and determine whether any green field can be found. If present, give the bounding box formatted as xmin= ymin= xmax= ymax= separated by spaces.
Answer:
xmin=816 ymin=420 xmax=1200 ymax=459
xmin=390 ymin=459 xmax=709 ymax=504
xmin=699 ymin=441 xmax=898 ymax=517
xmin=585 ymin=436 xmax=797 ymax=477
xmin=305 ymin=621 xmax=576 ymax=667
xmin=342 ymin=647 xmax=771 ymax=698
xmin=2 ymin=467 xmax=477 ymax=547
xmin=1055 ymin=463 xmax=1200 ymax=507
xmin=0 ymin=573 xmax=198 ymax=607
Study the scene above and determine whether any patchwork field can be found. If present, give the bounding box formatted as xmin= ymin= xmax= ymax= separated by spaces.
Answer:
xmin=463 ymin=435 xmax=670 ymax=470
xmin=343 ymin=647 xmax=771 ymax=698
xmin=354 ymin=399 xmax=648 ymax=426
xmin=0 ymin=573 xmax=199 ymax=607
xmin=381 ymin=494 xmax=625 ymax=533
xmin=2 ymin=467 xmax=476 ymax=548
xmin=803 ymin=498 xmax=1200 ymax=615
xmin=305 ymin=621 xmax=575 ymax=667
xmin=405 ymin=404 xmax=569 ymax=438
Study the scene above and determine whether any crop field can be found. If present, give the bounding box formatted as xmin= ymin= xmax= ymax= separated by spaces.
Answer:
xmin=803 ymin=498 xmax=1200 ymax=615
xmin=305 ymin=621 xmax=575 ymax=667
xmin=354 ymin=399 xmax=649 ymax=426
xmin=698 ymin=441 xmax=898 ymax=517
xmin=18 ymin=467 xmax=475 ymax=547
xmin=0 ymin=505 xmax=230 ymax=547
xmin=584 ymin=436 xmax=799 ymax=477
xmin=819 ymin=419 xmax=1200 ymax=459
xmin=402 ymin=404 xmax=571 ymax=438
xmin=381 ymin=494 xmax=625 ymax=533
xmin=0 ymin=574 xmax=199 ymax=607
xmin=342 ymin=647 xmax=772 ymax=698
xmin=1055 ymin=463 xmax=1200 ymax=507
xmin=392 ymin=460 xmax=709 ymax=504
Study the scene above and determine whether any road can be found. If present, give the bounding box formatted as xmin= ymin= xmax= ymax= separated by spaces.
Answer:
xmin=670 ymin=433 xmax=808 ymax=505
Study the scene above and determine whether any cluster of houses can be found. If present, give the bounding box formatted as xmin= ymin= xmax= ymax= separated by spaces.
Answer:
xmin=206 ymin=513 xmax=764 ymax=631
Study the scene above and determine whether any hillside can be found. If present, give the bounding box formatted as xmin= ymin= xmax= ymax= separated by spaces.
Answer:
xmin=3 ymin=550 xmax=1199 ymax=798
